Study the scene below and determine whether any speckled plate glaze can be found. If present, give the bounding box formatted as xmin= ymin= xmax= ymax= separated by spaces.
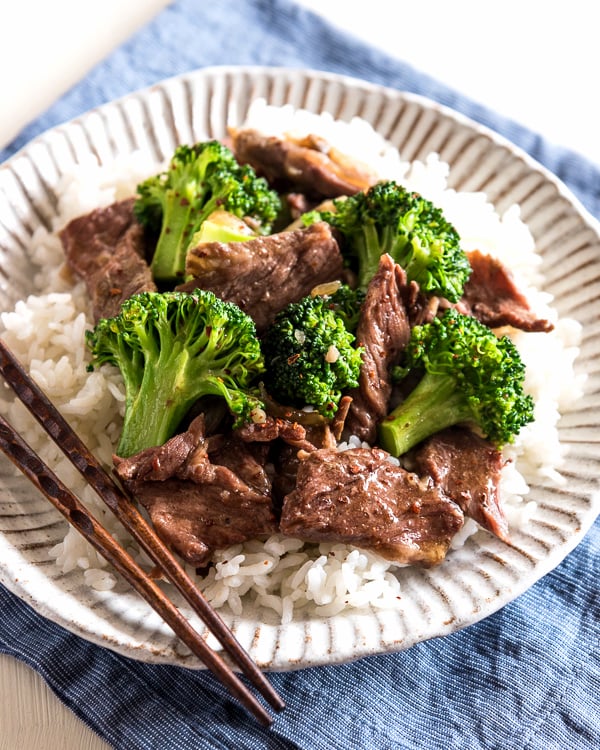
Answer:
xmin=0 ymin=67 xmax=599 ymax=671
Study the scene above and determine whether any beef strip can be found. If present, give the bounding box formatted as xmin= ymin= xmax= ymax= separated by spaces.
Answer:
xmin=179 ymin=222 xmax=344 ymax=330
xmin=280 ymin=446 xmax=464 ymax=565
xmin=199 ymin=433 xmax=272 ymax=498
xmin=461 ymin=249 xmax=553 ymax=332
xmin=59 ymin=198 xmax=156 ymax=322
xmin=271 ymin=417 xmax=339 ymax=492
xmin=238 ymin=416 xmax=320 ymax=495
xmin=235 ymin=415 xmax=309 ymax=446
xmin=405 ymin=286 xmax=442 ymax=327
xmin=284 ymin=192 xmax=313 ymax=221
xmin=230 ymin=128 xmax=378 ymax=199
xmin=344 ymin=254 xmax=413 ymax=443
xmin=113 ymin=415 xmax=277 ymax=566
xmin=114 ymin=414 xmax=206 ymax=482
xmin=237 ymin=414 xmax=338 ymax=510
xmin=412 ymin=426 xmax=508 ymax=541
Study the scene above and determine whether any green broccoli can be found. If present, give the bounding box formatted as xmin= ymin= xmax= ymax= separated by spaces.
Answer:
xmin=378 ymin=309 xmax=534 ymax=457
xmin=261 ymin=284 xmax=365 ymax=419
xmin=306 ymin=180 xmax=471 ymax=301
xmin=86 ymin=290 xmax=265 ymax=457
xmin=134 ymin=140 xmax=281 ymax=284
xmin=189 ymin=209 xmax=257 ymax=246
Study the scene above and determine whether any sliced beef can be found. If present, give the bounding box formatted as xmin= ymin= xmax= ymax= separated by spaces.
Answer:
xmin=405 ymin=287 xmax=442 ymax=327
xmin=412 ymin=426 xmax=508 ymax=541
xmin=179 ymin=222 xmax=344 ymax=330
xmin=270 ymin=442 xmax=301 ymax=510
xmin=461 ymin=250 xmax=553 ymax=332
xmin=59 ymin=198 xmax=156 ymax=322
xmin=114 ymin=415 xmax=206 ymax=482
xmin=280 ymin=446 xmax=464 ymax=566
xmin=114 ymin=415 xmax=277 ymax=566
xmin=237 ymin=414 xmax=338 ymax=509
xmin=230 ymin=128 xmax=378 ymax=199
xmin=235 ymin=415 xmax=309 ymax=446
xmin=199 ymin=433 xmax=272 ymax=498
xmin=270 ymin=417 xmax=339 ymax=505
xmin=344 ymin=254 xmax=413 ymax=443
xmin=284 ymin=192 xmax=313 ymax=221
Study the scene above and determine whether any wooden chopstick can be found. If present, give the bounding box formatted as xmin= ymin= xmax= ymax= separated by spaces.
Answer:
xmin=0 ymin=414 xmax=273 ymax=726
xmin=0 ymin=338 xmax=285 ymax=725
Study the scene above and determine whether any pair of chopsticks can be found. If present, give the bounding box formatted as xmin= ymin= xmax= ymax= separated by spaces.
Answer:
xmin=0 ymin=338 xmax=284 ymax=727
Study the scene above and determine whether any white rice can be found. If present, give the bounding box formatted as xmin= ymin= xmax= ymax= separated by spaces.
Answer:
xmin=0 ymin=102 xmax=585 ymax=623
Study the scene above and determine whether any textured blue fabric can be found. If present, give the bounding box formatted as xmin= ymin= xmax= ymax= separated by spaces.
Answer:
xmin=1 ymin=1 xmax=599 ymax=748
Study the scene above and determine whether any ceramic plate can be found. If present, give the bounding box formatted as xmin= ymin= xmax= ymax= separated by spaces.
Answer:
xmin=0 ymin=66 xmax=598 ymax=671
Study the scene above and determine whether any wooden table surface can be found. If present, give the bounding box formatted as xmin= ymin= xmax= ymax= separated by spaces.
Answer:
xmin=0 ymin=654 xmax=110 ymax=750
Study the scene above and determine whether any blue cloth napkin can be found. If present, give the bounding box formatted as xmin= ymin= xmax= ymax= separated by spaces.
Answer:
xmin=1 ymin=1 xmax=599 ymax=748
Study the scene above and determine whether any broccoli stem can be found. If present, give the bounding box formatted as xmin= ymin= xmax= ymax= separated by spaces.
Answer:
xmin=357 ymin=223 xmax=388 ymax=288
xmin=117 ymin=343 xmax=193 ymax=456
xmin=150 ymin=192 xmax=196 ymax=282
xmin=400 ymin=239 xmax=429 ymax=282
xmin=378 ymin=372 xmax=474 ymax=457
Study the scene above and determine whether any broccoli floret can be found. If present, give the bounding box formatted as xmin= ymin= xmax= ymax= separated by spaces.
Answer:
xmin=262 ymin=285 xmax=365 ymax=419
xmin=306 ymin=181 xmax=471 ymax=301
xmin=86 ymin=290 xmax=265 ymax=457
xmin=378 ymin=309 xmax=534 ymax=457
xmin=134 ymin=141 xmax=281 ymax=284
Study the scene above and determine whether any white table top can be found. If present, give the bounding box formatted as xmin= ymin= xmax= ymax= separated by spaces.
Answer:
xmin=1 ymin=2 xmax=597 ymax=748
